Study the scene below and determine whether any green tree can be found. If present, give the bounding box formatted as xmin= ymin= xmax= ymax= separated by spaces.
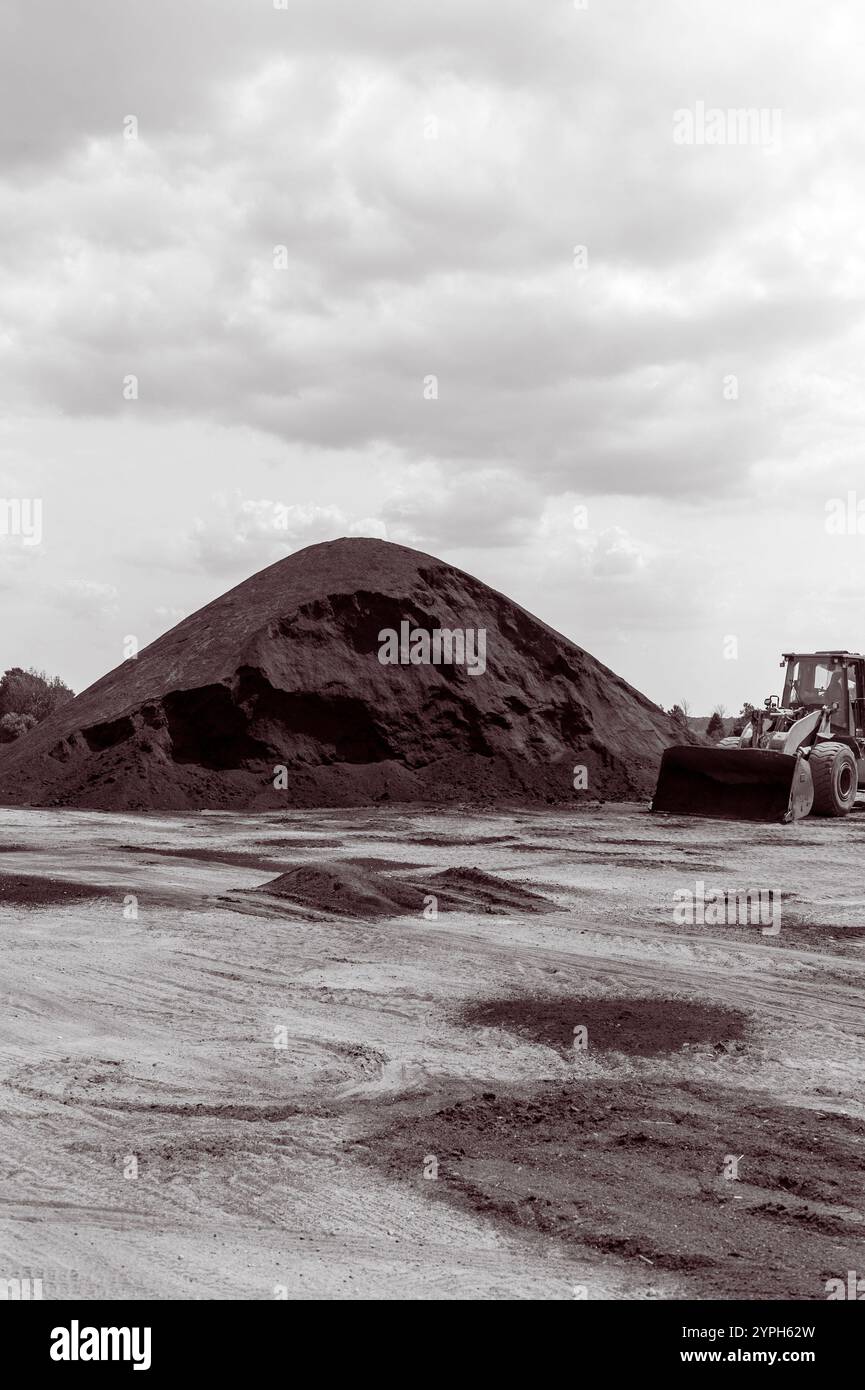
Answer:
xmin=706 ymin=710 xmax=725 ymax=741
xmin=0 ymin=667 xmax=74 ymax=729
xmin=668 ymin=704 xmax=688 ymax=731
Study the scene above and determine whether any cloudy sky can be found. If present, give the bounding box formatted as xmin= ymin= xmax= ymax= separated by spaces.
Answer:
xmin=2 ymin=0 xmax=865 ymax=715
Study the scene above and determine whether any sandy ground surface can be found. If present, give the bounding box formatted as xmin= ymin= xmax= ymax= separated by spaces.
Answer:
xmin=1 ymin=802 xmax=864 ymax=1301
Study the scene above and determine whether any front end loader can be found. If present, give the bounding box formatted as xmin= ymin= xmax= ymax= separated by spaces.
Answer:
xmin=652 ymin=651 xmax=865 ymax=822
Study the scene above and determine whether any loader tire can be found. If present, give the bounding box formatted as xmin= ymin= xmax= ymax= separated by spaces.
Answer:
xmin=809 ymin=742 xmax=857 ymax=816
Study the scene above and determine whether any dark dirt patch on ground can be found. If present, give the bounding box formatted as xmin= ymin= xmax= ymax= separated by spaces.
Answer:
xmin=599 ymin=835 xmax=818 ymax=852
xmin=732 ymin=834 xmax=843 ymax=847
xmin=358 ymin=1079 xmax=865 ymax=1299
xmin=250 ymin=837 xmax=346 ymax=849
xmin=343 ymin=856 xmax=432 ymax=872
xmin=459 ymin=993 xmax=750 ymax=1057
xmin=660 ymin=914 xmax=865 ymax=955
xmin=256 ymin=861 xmax=554 ymax=919
xmin=118 ymin=844 xmax=285 ymax=871
xmin=0 ymin=873 xmax=116 ymax=907
xmin=407 ymin=834 xmax=517 ymax=847
xmin=96 ymin=1099 xmax=304 ymax=1122
xmin=590 ymin=853 xmax=731 ymax=872
xmin=779 ymin=922 xmax=865 ymax=950
xmin=507 ymin=844 xmax=729 ymax=873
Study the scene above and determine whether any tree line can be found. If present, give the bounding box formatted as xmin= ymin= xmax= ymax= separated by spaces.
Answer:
xmin=667 ymin=702 xmax=735 ymax=741
xmin=0 ymin=667 xmax=74 ymax=742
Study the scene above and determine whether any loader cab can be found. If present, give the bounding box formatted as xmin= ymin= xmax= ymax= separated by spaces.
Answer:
xmin=780 ymin=651 xmax=865 ymax=737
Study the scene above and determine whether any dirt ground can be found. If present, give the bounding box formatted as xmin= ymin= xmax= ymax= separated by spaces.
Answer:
xmin=1 ymin=802 xmax=864 ymax=1300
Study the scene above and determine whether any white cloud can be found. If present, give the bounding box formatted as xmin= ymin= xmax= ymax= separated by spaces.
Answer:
xmin=55 ymin=580 xmax=120 ymax=620
xmin=588 ymin=527 xmax=648 ymax=579
xmin=188 ymin=493 xmax=387 ymax=576
xmin=2 ymin=0 xmax=865 ymax=713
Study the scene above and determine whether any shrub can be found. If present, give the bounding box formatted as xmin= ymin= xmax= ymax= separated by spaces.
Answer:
xmin=0 ymin=711 xmax=38 ymax=742
xmin=0 ymin=667 xmax=74 ymax=725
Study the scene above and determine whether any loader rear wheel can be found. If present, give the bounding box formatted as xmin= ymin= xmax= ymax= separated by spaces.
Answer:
xmin=809 ymin=742 xmax=857 ymax=816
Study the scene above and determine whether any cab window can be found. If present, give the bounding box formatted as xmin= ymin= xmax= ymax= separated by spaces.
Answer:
xmin=784 ymin=659 xmax=833 ymax=706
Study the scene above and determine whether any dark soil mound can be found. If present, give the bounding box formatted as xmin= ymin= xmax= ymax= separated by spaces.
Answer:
xmin=425 ymin=866 xmax=552 ymax=914
xmin=257 ymin=860 xmax=553 ymax=919
xmin=260 ymin=863 xmax=421 ymax=918
xmin=0 ymin=537 xmax=685 ymax=811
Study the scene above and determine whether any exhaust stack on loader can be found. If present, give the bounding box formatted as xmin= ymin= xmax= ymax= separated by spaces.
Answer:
xmin=652 ymin=651 xmax=865 ymax=823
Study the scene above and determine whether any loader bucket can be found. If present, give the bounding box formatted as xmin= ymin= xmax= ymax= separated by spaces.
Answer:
xmin=651 ymin=746 xmax=814 ymax=822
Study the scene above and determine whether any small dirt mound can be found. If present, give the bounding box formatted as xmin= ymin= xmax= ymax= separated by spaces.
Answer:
xmin=426 ymin=867 xmax=552 ymax=914
xmin=257 ymin=860 xmax=553 ymax=919
xmin=460 ymin=994 xmax=749 ymax=1056
xmin=260 ymin=863 xmax=421 ymax=918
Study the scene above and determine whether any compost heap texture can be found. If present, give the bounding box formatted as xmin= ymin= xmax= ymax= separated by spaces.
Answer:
xmin=0 ymin=538 xmax=683 ymax=810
